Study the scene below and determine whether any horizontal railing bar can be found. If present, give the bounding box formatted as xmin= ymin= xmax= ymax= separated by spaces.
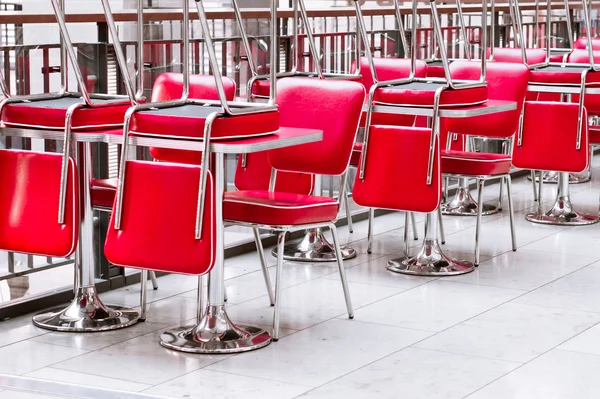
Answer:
xmin=0 ymin=2 xmax=590 ymax=25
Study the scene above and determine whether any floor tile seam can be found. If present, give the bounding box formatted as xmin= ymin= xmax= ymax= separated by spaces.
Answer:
xmin=405 ymin=346 xmax=525 ymax=365
xmin=22 ymin=366 xmax=153 ymax=391
xmin=0 ymin=332 xmax=49 ymax=350
xmin=460 ymin=313 xmax=600 ymax=399
xmin=510 ymin=299 xmax=600 ymax=315
xmin=338 ymin=317 xmax=439 ymax=334
xmin=551 ymin=347 xmax=600 ymax=358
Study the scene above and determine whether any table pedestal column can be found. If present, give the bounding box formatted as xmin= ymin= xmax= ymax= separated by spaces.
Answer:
xmin=33 ymin=142 xmax=140 ymax=332
xmin=160 ymin=153 xmax=272 ymax=353
xmin=387 ymin=211 xmax=474 ymax=276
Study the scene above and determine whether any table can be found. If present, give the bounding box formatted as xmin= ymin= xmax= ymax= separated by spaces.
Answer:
xmin=0 ymin=126 xmax=141 ymax=332
xmin=367 ymin=100 xmax=518 ymax=276
xmin=127 ymin=127 xmax=323 ymax=353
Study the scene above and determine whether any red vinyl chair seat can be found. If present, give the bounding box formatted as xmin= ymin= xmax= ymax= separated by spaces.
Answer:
xmin=0 ymin=150 xmax=78 ymax=257
xmin=373 ymin=81 xmax=488 ymax=108
xmin=223 ymin=190 xmax=339 ymax=226
xmin=490 ymin=47 xmax=547 ymax=64
xmin=442 ymin=150 xmax=512 ymax=176
xmin=529 ymin=64 xmax=600 ymax=85
xmin=91 ymin=178 xmax=117 ymax=209
xmin=1 ymin=97 xmax=130 ymax=131
xmin=105 ymin=161 xmax=215 ymax=275
xmin=574 ymin=37 xmax=600 ymax=50
xmin=512 ymin=101 xmax=589 ymax=173
xmin=353 ymin=125 xmax=442 ymax=213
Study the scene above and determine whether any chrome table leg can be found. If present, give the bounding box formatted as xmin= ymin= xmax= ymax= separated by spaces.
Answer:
xmin=526 ymin=172 xmax=599 ymax=226
xmin=160 ymin=153 xmax=271 ymax=353
xmin=387 ymin=211 xmax=474 ymax=276
xmin=441 ymin=177 xmax=499 ymax=216
xmin=33 ymin=143 xmax=140 ymax=332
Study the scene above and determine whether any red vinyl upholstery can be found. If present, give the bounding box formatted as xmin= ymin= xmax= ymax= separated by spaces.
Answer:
xmin=374 ymin=80 xmax=488 ymax=108
xmin=445 ymin=62 xmax=529 ymax=138
xmin=489 ymin=47 xmax=547 ymax=64
xmin=1 ymin=97 xmax=130 ymax=131
xmin=590 ymin=125 xmax=600 ymax=144
xmin=234 ymin=151 xmax=314 ymax=195
xmin=91 ymin=178 xmax=117 ymax=209
xmin=529 ymin=64 xmax=600 ymax=85
xmin=512 ymin=101 xmax=589 ymax=173
xmin=268 ymin=78 xmax=365 ymax=176
xmin=354 ymin=57 xmax=428 ymax=127
xmin=574 ymin=37 xmax=600 ymax=50
xmin=442 ymin=150 xmax=512 ymax=175
xmin=104 ymin=161 xmax=215 ymax=275
xmin=224 ymin=190 xmax=338 ymax=226
xmin=353 ymin=125 xmax=442 ymax=213
xmin=350 ymin=142 xmax=362 ymax=166
xmin=0 ymin=150 xmax=78 ymax=257
xmin=425 ymin=61 xmax=447 ymax=78
xmin=223 ymin=77 xmax=365 ymax=226
xmin=249 ymin=79 xmax=272 ymax=100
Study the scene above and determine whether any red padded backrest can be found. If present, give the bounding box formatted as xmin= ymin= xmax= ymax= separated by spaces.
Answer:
xmin=268 ymin=77 xmax=365 ymax=176
xmin=445 ymin=61 xmax=529 ymax=138
xmin=489 ymin=47 xmax=547 ymax=64
xmin=574 ymin=38 xmax=600 ymax=50
xmin=148 ymin=73 xmax=236 ymax=163
xmin=353 ymin=125 xmax=441 ymax=213
xmin=105 ymin=161 xmax=215 ymax=275
xmin=150 ymin=72 xmax=236 ymax=102
xmin=234 ymin=152 xmax=314 ymax=195
xmin=512 ymin=101 xmax=589 ymax=173
xmin=350 ymin=57 xmax=427 ymax=94
xmin=0 ymin=150 xmax=78 ymax=257
xmin=568 ymin=50 xmax=600 ymax=115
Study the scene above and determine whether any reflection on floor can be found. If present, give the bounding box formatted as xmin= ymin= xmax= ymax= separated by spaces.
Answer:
xmin=2 ymin=165 xmax=600 ymax=398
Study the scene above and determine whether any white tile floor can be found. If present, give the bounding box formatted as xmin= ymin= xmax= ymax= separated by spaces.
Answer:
xmin=3 ymin=165 xmax=600 ymax=398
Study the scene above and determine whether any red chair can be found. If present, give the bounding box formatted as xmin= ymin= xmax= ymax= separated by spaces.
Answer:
xmin=442 ymin=61 xmax=529 ymax=265
xmin=513 ymin=101 xmax=596 ymax=225
xmin=223 ymin=77 xmax=365 ymax=340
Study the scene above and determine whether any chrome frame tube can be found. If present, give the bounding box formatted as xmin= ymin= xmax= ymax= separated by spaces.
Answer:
xmin=455 ymin=0 xmax=472 ymax=60
xmin=232 ymin=0 xmax=258 ymax=77
xmin=298 ymin=0 xmax=324 ymax=79
xmin=392 ymin=0 xmax=410 ymax=57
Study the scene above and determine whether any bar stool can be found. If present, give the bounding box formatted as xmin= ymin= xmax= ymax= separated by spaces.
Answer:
xmin=441 ymin=61 xmax=529 ymax=265
xmin=223 ymin=77 xmax=364 ymax=340
xmin=513 ymin=101 xmax=594 ymax=224
xmin=0 ymin=0 xmax=145 ymax=331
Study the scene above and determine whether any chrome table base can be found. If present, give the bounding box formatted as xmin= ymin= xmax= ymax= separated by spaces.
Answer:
xmin=528 ymin=170 xmax=591 ymax=184
xmin=527 ymin=172 xmax=598 ymax=226
xmin=32 ymin=286 xmax=140 ymax=332
xmin=441 ymin=186 xmax=499 ymax=216
xmin=160 ymin=305 xmax=271 ymax=354
xmin=272 ymin=228 xmax=357 ymax=262
xmin=387 ymin=238 xmax=474 ymax=276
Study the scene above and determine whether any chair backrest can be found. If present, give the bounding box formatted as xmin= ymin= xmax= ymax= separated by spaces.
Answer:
xmin=105 ymin=161 xmax=215 ymax=275
xmin=0 ymin=150 xmax=78 ymax=257
xmin=350 ymin=57 xmax=427 ymax=94
xmin=234 ymin=152 xmax=314 ymax=195
xmin=353 ymin=125 xmax=441 ymax=213
xmin=267 ymin=77 xmax=365 ymax=176
xmin=149 ymin=73 xmax=236 ymax=163
xmin=568 ymin=50 xmax=600 ymax=115
xmin=574 ymin=37 xmax=600 ymax=51
xmin=445 ymin=61 xmax=529 ymax=139
xmin=489 ymin=47 xmax=547 ymax=64
xmin=512 ymin=101 xmax=589 ymax=173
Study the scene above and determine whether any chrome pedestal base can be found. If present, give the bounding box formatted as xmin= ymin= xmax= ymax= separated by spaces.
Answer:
xmin=387 ymin=238 xmax=475 ymax=276
xmin=528 ymin=171 xmax=591 ymax=184
xmin=441 ymin=187 xmax=499 ymax=216
xmin=160 ymin=305 xmax=272 ymax=354
xmin=526 ymin=196 xmax=599 ymax=226
xmin=32 ymin=286 xmax=140 ymax=332
xmin=272 ymin=228 xmax=357 ymax=262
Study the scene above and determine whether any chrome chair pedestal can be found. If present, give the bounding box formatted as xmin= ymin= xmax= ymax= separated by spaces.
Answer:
xmin=32 ymin=286 xmax=140 ymax=332
xmin=33 ymin=142 xmax=140 ymax=332
xmin=441 ymin=178 xmax=499 ymax=216
xmin=526 ymin=172 xmax=599 ymax=226
xmin=160 ymin=305 xmax=271 ymax=354
xmin=272 ymin=227 xmax=357 ymax=262
xmin=387 ymin=212 xmax=474 ymax=276
xmin=528 ymin=170 xmax=591 ymax=184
